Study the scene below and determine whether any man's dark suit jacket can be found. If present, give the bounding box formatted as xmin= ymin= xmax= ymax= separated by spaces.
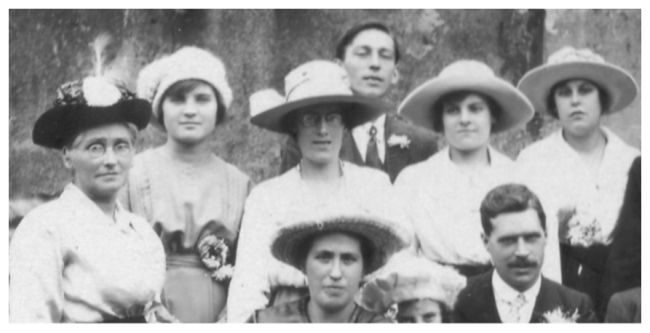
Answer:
xmin=279 ymin=113 xmax=438 ymax=182
xmin=455 ymin=270 xmax=599 ymax=323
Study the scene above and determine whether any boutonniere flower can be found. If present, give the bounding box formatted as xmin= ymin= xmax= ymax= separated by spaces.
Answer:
xmin=542 ymin=307 xmax=579 ymax=323
xmin=557 ymin=206 xmax=604 ymax=247
xmin=387 ymin=134 xmax=411 ymax=149
xmin=197 ymin=235 xmax=233 ymax=282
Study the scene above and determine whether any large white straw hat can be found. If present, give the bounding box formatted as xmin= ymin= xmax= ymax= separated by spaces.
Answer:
xmin=249 ymin=60 xmax=385 ymax=133
xmin=517 ymin=46 xmax=638 ymax=114
xmin=398 ymin=60 xmax=534 ymax=133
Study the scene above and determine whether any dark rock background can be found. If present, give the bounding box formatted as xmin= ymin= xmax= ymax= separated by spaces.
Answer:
xmin=9 ymin=9 xmax=641 ymax=198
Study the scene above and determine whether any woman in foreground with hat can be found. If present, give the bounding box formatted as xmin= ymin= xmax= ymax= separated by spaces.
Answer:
xmin=516 ymin=46 xmax=640 ymax=316
xmin=10 ymin=76 xmax=172 ymax=322
xmin=227 ymin=60 xmax=402 ymax=322
xmin=358 ymin=252 xmax=466 ymax=323
xmin=122 ymin=47 xmax=252 ymax=322
xmin=393 ymin=60 xmax=556 ymax=280
xmin=247 ymin=197 xmax=409 ymax=322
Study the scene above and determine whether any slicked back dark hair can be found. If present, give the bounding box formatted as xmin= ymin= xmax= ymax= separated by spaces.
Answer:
xmin=480 ymin=183 xmax=546 ymax=236
xmin=335 ymin=21 xmax=400 ymax=64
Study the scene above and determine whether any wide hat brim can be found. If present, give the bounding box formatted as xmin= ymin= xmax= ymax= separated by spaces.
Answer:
xmin=517 ymin=61 xmax=638 ymax=114
xmin=271 ymin=215 xmax=407 ymax=274
xmin=250 ymin=95 xmax=384 ymax=133
xmin=399 ymin=76 xmax=534 ymax=133
xmin=32 ymin=99 xmax=151 ymax=149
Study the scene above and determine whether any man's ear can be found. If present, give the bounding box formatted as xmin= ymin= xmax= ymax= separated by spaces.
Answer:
xmin=390 ymin=67 xmax=399 ymax=86
xmin=61 ymin=148 xmax=73 ymax=169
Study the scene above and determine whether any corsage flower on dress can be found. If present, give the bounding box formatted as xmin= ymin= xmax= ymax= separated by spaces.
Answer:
xmin=197 ymin=235 xmax=234 ymax=281
xmin=557 ymin=206 xmax=605 ymax=247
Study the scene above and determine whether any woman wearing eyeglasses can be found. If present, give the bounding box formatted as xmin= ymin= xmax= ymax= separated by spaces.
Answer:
xmin=10 ymin=77 xmax=173 ymax=323
xmin=226 ymin=60 xmax=404 ymax=322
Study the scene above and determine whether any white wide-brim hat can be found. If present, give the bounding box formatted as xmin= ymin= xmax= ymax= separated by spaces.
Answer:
xmin=249 ymin=60 xmax=385 ymax=133
xmin=270 ymin=195 xmax=410 ymax=275
xmin=358 ymin=252 xmax=466 ymax=313
xmin=517 ymin=46 xmax=638 ymax=114
xmin=399 ymin=59 xmax=534 ymax=133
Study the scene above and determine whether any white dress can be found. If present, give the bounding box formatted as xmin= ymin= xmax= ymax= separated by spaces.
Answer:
xmin=10 ymin=184 xmax=166 ymax=322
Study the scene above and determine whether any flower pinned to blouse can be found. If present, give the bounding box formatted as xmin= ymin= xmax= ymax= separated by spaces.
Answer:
xmin=542 ymin=307 xmax=579 ymax=323
xmin=558 ymin=206 xmax=605 ymax=247
xmin=387 ymin=134 xmax=411 ymax=149
xmin=197 ymin=235 xmax=233 ymax=282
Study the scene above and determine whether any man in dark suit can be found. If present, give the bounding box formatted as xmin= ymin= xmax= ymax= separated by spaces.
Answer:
xmin=279 ymin=21 xmax=437 ymax=182
xmin=455 ymin=184 xmax=598 ymax=323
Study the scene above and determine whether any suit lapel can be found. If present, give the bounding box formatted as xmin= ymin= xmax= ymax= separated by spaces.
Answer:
xmin=530 ymin=277 xmax=557 ymax=323
xmin=340 ymin=129 xmax=364 ymax=165
xmin=468 ymin=272 xmax=502 ymax=323
xmin=383 ymin=114 xmax=407 ymax=180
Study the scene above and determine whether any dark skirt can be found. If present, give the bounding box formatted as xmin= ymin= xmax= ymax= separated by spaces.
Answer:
xmin=560 ymin=243 xmax=610 ymax=320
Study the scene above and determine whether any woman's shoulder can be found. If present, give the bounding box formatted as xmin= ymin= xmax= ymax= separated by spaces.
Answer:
xmin=211 ymin=155 xmax=251 ymax=185
xmin=394 ymin=149 xmax=444 ymax=185
xmin=516 ymin=131 xmax=561 ymax=162
xmin=246 ymin=168 xmax=298 ymax=199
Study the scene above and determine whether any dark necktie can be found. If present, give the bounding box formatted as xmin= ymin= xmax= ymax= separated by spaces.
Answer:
xmin=365 ymin=125 xmax=383 ymax=169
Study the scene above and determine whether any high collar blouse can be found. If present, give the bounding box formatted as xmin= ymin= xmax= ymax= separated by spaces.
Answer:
xmin=227 ymin=161 xmax=396 ymax=322
xmin=122 ymin=147 xmax=252 ymax=255
xmin=9 ymin=184 xmax=165 ymax=322
xmin=394 ymin=146 xmax=516 ymax=266
xmin=516 ymin=127 xmax=640 ymax=243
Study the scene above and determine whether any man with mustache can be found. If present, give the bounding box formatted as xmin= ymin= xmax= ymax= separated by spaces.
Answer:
xmin=279 ymin=21 xmax=437 ymax=182
xmin=455 ymin=183 xmax=598 ymax=323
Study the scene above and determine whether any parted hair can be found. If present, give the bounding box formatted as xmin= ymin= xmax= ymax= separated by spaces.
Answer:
xmin=480 ymin=183 xmax=546 ymax=236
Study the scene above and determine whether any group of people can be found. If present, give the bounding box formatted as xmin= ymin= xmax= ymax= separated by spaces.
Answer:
xmin=9 ymin=21 xmax=641 ymax=323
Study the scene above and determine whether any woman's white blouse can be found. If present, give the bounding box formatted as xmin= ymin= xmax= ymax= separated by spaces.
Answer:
xmin=227 ymin=162 xmax=400 ymax=322
xmin=394 ymin=146 xmax=562 ymax=282
xmin=9 ymin=184 xmax=166 ymax=322
xmin=516 ymin=127 xmax=640 ymax=244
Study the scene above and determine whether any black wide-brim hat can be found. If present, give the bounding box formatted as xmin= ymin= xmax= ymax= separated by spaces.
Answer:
xmin=32 ymin=77 xmax=151 ymax=149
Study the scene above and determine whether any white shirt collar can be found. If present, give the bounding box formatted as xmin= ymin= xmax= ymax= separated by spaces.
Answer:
xmin=352 ymin=114 xmax=386 ymax=163
xmin=492 ymin=269 xmax=542 ymax=323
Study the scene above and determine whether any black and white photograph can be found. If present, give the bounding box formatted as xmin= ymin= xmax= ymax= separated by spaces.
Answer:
xmin=6 ymin=7 xmax=643 ymax=324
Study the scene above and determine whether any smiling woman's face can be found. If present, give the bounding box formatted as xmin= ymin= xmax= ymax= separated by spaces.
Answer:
xmin=553 ymin=79 xmax=603 ymax=138
xmin=294 ymin=104 xmax=345 ymax=166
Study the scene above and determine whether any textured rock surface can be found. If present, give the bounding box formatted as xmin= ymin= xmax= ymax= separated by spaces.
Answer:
xmin=9 ymin=9 xmax=640 ymax=197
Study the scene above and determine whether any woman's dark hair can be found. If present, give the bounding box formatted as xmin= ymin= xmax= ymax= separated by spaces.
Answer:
xmin=545 ymin=79 xmax=610 ymax=118
xmin=396 ymin=299 xmax=452 ymax=323
xmin=296 ymin=230 xmax=374 ymax=275
xmin=430 ymin=90 xmax=502 ymax=133
xmin=159 ymin=79 xmax=226 ymax=128
xmin=335 ymin=21 xmax=400 ymax=64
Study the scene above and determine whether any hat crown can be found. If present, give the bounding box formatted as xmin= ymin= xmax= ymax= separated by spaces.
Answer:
xmin=547 ymin=46 xmax=606 ymax=65
xmin=438 ymin=59 xmax=497 ymax=80
xmin=54 ymin=76 xmax=134 ymax=108
xmin=283 ymin=60 xmax=353 ymax=102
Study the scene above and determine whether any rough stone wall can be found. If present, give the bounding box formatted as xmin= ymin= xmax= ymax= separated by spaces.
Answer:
xmin=9 ymin=9 xmax=640 ymax=198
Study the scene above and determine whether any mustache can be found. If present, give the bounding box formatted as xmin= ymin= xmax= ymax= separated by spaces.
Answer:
xmin=507 ymin=259 xmax=538 ymax=268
